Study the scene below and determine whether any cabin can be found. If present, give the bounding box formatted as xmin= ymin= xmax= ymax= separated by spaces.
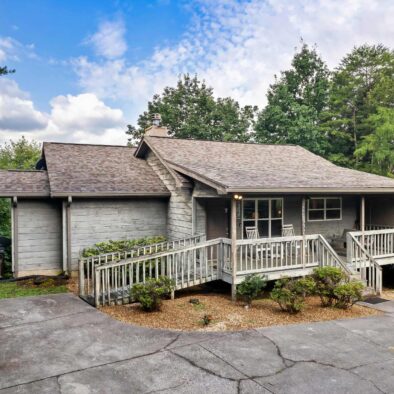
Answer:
xmin=1 ymin=123 xmax=394 ymax=305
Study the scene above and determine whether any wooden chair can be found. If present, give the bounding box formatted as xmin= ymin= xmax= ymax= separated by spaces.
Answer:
xmin=245 ymin=226 xmax=259 ymax=239
xmin=281 ymin=224 xmax=295 ymax=237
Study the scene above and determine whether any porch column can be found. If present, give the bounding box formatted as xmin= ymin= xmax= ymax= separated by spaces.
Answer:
xmin=360 ymin=196 xmax=365 ymax=245
xmin=11 ymin=196 xmax=18 ymax=277
xmin=66 ymin=196 xmax=72 ymax=275
xmin=301 ymin=197 xmax=306 ymax=268
xmin=231 ymin=196 xmax=237 ymax=301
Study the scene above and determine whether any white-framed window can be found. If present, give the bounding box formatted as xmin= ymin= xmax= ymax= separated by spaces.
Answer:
xmin=307 ymin=197 xmax=342 ymax=221
xmin=242 ymin=198 xmax=283 ymax=238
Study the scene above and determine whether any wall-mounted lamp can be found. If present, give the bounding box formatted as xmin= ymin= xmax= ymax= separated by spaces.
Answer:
xmin=234 ymin=194 xmax=243 ymax=200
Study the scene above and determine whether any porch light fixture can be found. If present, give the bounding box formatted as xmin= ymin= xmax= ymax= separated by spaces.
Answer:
xmin=234 ymin=194 xmax=243 ymax=200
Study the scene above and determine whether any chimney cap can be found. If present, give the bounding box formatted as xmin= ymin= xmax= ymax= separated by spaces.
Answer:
xmin=152 ymin=113 xmax=161 ymax=126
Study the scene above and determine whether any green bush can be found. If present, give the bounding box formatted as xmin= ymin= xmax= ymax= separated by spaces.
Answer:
xmin=271 ymin=277 xmax=315 ymax=314
xmin=237 ymin=274 xmax=267 ymax=306
xmin=130 ymin=276 xmax=174 ymax=312
xmin=312 ymin=267 xmax=345 ymax=307
xmin=333 ymin=281 xmax=364 ymax=309
xmin=82 ymin=236 xmax=166 ymax=257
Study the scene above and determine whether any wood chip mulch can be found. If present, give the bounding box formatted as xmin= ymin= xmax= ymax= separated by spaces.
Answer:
xmin=100 ymin=292 xmax=381 ymax=332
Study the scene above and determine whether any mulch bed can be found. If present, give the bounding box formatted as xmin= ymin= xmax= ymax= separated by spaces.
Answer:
xmin=101 ymin=290 xmax=380 ymax=332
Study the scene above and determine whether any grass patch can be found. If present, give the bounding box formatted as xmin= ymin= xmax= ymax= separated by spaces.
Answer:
xmin=0 ymin=280 xmax=68 ymax=299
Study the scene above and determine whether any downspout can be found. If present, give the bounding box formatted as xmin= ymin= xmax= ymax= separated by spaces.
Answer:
xmin=11 ymin=196 xmax=18 ymax=277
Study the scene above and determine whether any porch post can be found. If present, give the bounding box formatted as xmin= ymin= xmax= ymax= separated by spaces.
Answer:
xmin=66 ymin=196 xmax=72 ymax=275
xmin=361 ymin=196 xmax=365 ymax=245
xmin=231 ymin=196 xmax=237 ymax=301
xmin=301 ymin=197 xmax=306 ymax=268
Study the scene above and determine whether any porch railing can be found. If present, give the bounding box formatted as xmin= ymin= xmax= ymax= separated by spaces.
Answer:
xmin=79 ymin=234 xmax=206 ymax=300
xmin=347 ymin=229 xmax=394 ymax=260
xmin=347 ymin=231 xmax=382 ymax=294
xmin=366 ymin=224 xmax=394 ymax=231
xmin=93 ymin=238 xmax=231 ymax=306
xmin=232 ymin=234 xmax=351 ymax=276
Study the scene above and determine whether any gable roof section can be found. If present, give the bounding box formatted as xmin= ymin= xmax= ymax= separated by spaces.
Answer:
xmin=141 ymin=136 xmax=394 ymax=193
xmin=43 ymin=142 xmax=169 ymax=197
xmin=0 ymin=170 xmax=50 ymax=197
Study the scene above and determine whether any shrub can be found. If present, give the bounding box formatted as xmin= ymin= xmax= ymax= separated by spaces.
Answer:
xmin=237 ymin=274 xmax=267 ymax=306
xmin=333 ymin=281 xmax=364 ymax=309
xmin=82 ymin=236 xmax=166 ymax=257
xmin=130 ymin=276 xmax=174 ymax=312
xmin=202 ymin=314 xmax=213 ymax=326
xmin=312 ymin=267 xmax=345 ymax=307
xmin=271 ymin=277 xmax=315 ymax=314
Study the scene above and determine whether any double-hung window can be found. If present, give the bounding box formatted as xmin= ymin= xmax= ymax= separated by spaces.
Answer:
xmin=307 ymin=197 xmax=342 ymax=221
xmin=242 ymin=198 xmax=283 ymax=238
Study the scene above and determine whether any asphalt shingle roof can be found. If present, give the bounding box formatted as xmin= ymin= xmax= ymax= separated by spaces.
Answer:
xmin=144 ymin=136 xmax=394 ymax=192
xmin=0 ymin=170 xmax=50 ymax=196
xmin=43 ymin=142 xmax=169 ymax=196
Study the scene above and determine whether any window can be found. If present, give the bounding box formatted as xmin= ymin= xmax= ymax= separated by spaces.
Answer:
xmin=242 ymin=198 xmax=283 ymax=238
xmin=307 ymin=197 xmax=342 ymax=221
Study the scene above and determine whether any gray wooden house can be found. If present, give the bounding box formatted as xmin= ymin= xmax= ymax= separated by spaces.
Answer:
xmin=1 ymin=124 xmax=394 ymax=303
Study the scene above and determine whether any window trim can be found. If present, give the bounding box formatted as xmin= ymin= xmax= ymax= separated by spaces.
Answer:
xmin=307 ymin=197 xmax=342 ymax=222
xmin=241 ymin=198 xmax=284 ymax=238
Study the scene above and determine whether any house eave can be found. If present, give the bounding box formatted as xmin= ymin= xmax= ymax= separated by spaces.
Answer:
xmin=50 ymin=192 xmax=171 ymax=198
xmin=225 ymin=187 xmax=394 ymax=194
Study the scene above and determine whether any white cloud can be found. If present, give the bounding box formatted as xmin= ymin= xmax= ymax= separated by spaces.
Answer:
xmin=0 ymin=36 xmax=36 ymax=62
xmin=73 ymin=0 xmax=394 ymax=121
xmin=85 ymin=19 xmax=127 ymax=59
xmin=0 ymin=80 xmax=126 ymax=145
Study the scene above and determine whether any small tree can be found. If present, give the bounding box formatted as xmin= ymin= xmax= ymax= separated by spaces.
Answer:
xmin=237 ymin=274 xmax=267 ymax=306
xmin=131 ymin=277 xmax=174 ymax=312
xmin=271 ymin=277 xmax=315 ymax=314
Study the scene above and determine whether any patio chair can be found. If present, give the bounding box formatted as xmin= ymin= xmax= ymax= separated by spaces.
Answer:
xmin=281 ymin=224 xmax=295 ymax=237
xmin=245 ymin=226 xmax=259 ymax=239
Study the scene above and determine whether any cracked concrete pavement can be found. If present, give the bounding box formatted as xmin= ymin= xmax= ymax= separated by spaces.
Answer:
xmin=1 ymin=293 xmax=394 ymax=393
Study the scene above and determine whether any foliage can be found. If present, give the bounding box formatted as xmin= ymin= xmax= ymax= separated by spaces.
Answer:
xmin=323 ymin=44 xmax=394 ymax=168
xmin=130 ymin=276 xmax=174 ymax=312
xmin=312 ymin=267 xmax=346 ymax=307
xmin=0 ymin=66 xmax=15 ymax=76
xmin=237 ymin=274 xmax=267 ymax=306
xmin=255 ymin=43 xmax=330 ymax=155
xmin=333 ymin=281 xmax=364 ymax=309
xmin=126 ymin=74 xmax=257 ymax=143
xmin=82 ymin=236 xmax=166 ymax=257
xmin=202 ymin=314 xmax=213 ymax=326
xmin=0 ymin=281 xmax=67 ymax=299
xmin=355 ymin=107 xmax=394 ymax=177
xmin=271 ymin=277 xmax=315 ymax=314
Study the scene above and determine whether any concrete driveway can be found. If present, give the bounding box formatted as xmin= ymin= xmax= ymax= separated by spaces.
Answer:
xmin=1 ymin=294 xmax=394 ymax=393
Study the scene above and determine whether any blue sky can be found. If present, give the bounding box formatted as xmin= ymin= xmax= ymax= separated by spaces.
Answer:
xmin=1 ymin=0 xmax=394 ymax=145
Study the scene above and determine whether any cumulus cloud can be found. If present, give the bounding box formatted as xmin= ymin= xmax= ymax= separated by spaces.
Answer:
xmin=84 ymin=19 xmax=127 ymax=59
xmin=0 ymin=80 xmax=126 ymax=145
xmin=73 ymin=0 xmax=394 ymax=117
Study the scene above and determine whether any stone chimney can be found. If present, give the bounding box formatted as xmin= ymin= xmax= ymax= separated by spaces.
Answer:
xmin=145 ymin=113 xmax=169 ymax=137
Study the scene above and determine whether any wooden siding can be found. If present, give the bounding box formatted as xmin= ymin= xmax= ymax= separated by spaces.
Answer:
xmin=146 ymin=150 xmax=194 ymax=240
xmin=17 ymin=199 xmax=62 ymax=274
xmin=70 ymin=199 xmax=167 ymax=269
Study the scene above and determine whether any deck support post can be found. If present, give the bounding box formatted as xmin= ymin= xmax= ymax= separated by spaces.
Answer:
xmin=231 ymin=196 xmax=237 ymax=301
xmin=360 ymin=196 xmax=365 ymax=246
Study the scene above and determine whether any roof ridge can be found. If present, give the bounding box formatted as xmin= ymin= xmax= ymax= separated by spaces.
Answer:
xmin=145 ymin=135 xmax=300 ymax=147
xmin=43 ymin=141 xmax=136 ymax=149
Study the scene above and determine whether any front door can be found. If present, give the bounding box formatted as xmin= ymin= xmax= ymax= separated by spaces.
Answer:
xmin=206 ymin=199 xmax=230 ymax=240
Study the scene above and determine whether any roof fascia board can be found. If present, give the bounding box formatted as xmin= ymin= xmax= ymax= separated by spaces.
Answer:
xmin=166 ymin=161 xmax=227 ymax=194
xmin=136 ymin=137 xmax=186 ymax=188
xmin=51 ymin=192 xmax=171 ymax=198
xmin=226 ymin=187 xmax=394 ymax=194
xmin=0 ymin=192 xmax=49 ymax=197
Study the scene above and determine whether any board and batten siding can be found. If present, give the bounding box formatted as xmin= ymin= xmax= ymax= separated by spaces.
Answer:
xmin=16 ymin=199 xmax=63 ymax=275
xmin=70 ymin=199 xmax=167 ymax=269
xmin=146 ymin=150 xmax=194 ymax=240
